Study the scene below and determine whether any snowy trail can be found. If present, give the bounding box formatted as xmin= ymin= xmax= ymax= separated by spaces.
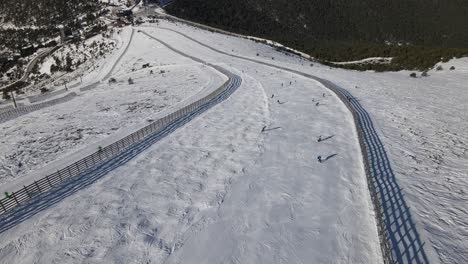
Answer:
xmin=0 ymin=44 xmax=263 ymax=264
xmin=148 ymin=26 xmax=434 ymax=263
xmin=0 ymin=25 xmax=245 ymax=230
xmin=0 ymin=24 xmax=383 ymax=263
xmin=139 ymin=28 xmax=384 ymax=263
xmin=0 ymin=30 xmax=224 ymax=189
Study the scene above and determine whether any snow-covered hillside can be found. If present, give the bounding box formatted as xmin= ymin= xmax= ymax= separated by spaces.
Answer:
xmin=0 ymin=18 xmax=466 ymax=264
xmin=149 ymin=21 xmax=467 ymax=263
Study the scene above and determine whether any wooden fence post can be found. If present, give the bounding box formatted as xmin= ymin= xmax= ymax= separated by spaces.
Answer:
xmin=46 ymin=175 xmax=52 ymax=187
xmin=24 ymin=185 xmax=31 ymax=198
xmin=0 ymin=199 xmax=5 ymax=212
xmin=12 ymin=192 xmax=19 ymax=205
xmin=35 ymin=181 xmax=41 ymax=192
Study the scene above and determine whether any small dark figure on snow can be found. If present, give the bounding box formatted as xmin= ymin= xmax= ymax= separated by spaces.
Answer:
xmin=261 ymin=126 xmax=267 ymax=132
xmin=289 ymin=81 xmax=292 ymax=85
xmin=315 ymin=102 xmax=320 ymax=106
xmin=317 ymin=135 xmax=323 ymax=142
xmin=322 ymin=93 xmax=326 ymax=97
xmin=271 ymin=94 xmax=274 ymax=98
xmin=317 ymin=155 xmax=323 ymax=163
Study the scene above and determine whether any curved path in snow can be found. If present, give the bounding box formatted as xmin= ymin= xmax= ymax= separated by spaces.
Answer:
xmin=157 ymin=26 xmax=430 ymax=264
xmin=0 ymin=30 xmax=242 ymax=235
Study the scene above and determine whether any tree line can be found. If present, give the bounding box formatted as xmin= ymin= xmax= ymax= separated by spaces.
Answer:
xmin=166 ymin=0 xmax=468 ymax=70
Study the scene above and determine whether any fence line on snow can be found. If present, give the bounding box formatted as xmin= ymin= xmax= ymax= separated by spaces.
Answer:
xmin=156 ymin=24 xmax=426 ymax=263
xmin=0 ymin=65 xmax=237 ymax=217
xmin=322 ymin=81 xmax=396 ymax=264
xmin=0 ymin=104 xmax=20 ymax=114
xmin=28 ymin=88 xmax=68 ymax=103
xmin=0 ymin=92 xmax=77 ymax=124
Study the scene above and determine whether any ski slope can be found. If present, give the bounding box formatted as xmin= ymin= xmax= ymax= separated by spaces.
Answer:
xmin=0 ymin=28 xmax=225 ymax=192
xmin=0 ymin=22 xmax=383 ymax=263
xmin=0 ymin=19 xmax=466 ymax=264
xmin=151 ymin=21 xmax=467 ymax=263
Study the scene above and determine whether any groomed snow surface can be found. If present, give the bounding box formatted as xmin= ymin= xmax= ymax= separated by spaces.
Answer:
xmin=149 ymin=21 xmax=467 ymax=263
xmin=0 ymin=19 xmax=466 ymax=264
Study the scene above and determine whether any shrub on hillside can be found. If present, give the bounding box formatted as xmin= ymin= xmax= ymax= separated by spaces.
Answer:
xmin=410 ymin=72 xmax=417 ymax=78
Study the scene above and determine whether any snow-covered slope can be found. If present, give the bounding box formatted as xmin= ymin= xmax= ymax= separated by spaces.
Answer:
xmin=0 ymin=19 xmax=466 ymax=264
xmin=0 ymin=22 xmax=382 ymax=263
xmin=0 ymin=28 xmax=225 ymax=189
xmin=151 ymin=20 xmax=467 ymax=263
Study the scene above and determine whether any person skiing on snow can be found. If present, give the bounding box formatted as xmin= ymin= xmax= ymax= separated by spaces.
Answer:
xmin=317 ymin=135 xmax=323 ymax=142
xmin=317 ymin=155 xmax=323 ymax=163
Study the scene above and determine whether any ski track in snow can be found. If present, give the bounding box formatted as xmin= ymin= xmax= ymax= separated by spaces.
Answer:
xmin=152 ymin=21 xmax=468 ymax=263
xmin=1 ymin=18 xmax=466 ymax=264
xmin=0 ymin=30 xmax=224 ymax=188
xmin=5 ymin=26 xmax=378 ymax=263
xmin=0 ymin=60 xmax=268 ymax=264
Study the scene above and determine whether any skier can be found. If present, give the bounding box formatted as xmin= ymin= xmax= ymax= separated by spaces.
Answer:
xmin=316 ymin=102 xmax=320 ymax=106
xmin=317 ymin=135 xmax=323 ymax=142
xmin=317 ymin=155 xmax=323 ymax=163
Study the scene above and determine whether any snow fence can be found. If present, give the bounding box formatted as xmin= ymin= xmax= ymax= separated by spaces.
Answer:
xmin=0 ymin=65 xmax=241 ymax=227
xmin=0 ymin=92 xmax=77 ymax=124
xmin=153 ymin=26 xmax=431 ymax=264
